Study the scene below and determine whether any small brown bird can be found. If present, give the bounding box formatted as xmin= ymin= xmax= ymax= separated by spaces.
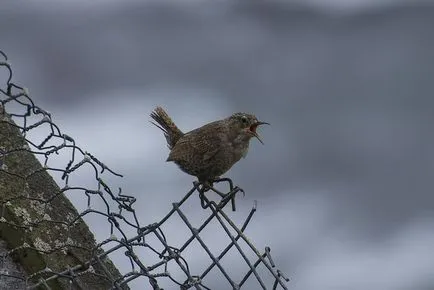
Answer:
xmin=150 ymin=107 xmax=269 ymax=185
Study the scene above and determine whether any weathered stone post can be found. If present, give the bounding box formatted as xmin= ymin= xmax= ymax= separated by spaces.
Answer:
xmin=0 ymin=105 xmax=127 ymax=289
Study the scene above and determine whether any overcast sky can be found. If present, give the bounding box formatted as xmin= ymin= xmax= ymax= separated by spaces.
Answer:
xmin=1 ymin=1 xmax=434 ymax=289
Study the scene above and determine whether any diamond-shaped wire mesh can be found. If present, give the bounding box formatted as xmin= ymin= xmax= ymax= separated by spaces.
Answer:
xmin=0 ymin=50 xmax=289 ymax=289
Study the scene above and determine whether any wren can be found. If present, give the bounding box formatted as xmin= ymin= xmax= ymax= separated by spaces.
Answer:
xmin=150 ymin=107 xmax=269 ymax=185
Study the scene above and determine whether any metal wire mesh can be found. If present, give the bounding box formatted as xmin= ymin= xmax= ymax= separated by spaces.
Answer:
xmin=0 ymin=50 xmax=289 ymax=289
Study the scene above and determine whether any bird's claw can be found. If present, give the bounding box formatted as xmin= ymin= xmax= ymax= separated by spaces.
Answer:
xmin=194 ymin=178 xmax=246 ymax=212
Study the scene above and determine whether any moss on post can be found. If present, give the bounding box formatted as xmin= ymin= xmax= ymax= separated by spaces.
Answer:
xmin=0 ymin=105 xmax=128 ymax=289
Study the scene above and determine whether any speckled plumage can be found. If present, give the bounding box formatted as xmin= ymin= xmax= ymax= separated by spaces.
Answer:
xmin=150 ymin=107 xmax=268 ymax=183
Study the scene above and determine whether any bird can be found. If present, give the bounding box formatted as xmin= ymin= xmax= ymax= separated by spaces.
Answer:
xmin=150 ymin=106 xmax=269 ymax=186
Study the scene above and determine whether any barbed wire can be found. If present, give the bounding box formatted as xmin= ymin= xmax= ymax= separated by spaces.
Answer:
xmin=0 ymin=49 xmax=289 ymax=289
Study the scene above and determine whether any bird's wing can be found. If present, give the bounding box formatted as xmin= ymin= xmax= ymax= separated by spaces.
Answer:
xmin=167 ymin=124 xmax=224 ymax=163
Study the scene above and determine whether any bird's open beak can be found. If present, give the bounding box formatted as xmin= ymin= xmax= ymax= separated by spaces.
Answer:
xmin=249 ymin=121 xmax=270 ymax=144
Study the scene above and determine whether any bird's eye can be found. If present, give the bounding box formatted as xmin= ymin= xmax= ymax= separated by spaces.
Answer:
xmin=241 ymin=116 xmax=248 ymax=124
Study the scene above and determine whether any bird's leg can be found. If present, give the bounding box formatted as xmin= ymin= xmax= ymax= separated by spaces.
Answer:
xmin=212 ymin=177 xmax=245 ymax=197
xmin=211 ymin=177 xmax=245 ymax=212
xmin=199 ymin=180 xmax=212 ymax=192
xmin=193 ymin=181 xmax=209 ymax=209
xmin=195 ymin=179 xmax=230 ymax=209
xmin=195 ymin=180 xmax=220 ymax=209
xmin=202 ymin=178 xmax=226 ymax=198
xmin=195 ymin=178 xmax=245 ymax=211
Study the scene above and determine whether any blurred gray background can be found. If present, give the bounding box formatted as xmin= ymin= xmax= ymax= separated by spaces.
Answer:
xmin=2 ymin=0 xmax=434 ymax=289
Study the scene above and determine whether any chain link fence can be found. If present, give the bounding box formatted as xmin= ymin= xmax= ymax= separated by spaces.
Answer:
xmin=0 ymin=50 xmax=289 ymax=289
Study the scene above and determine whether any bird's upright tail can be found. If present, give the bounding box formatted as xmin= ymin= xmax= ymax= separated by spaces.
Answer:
xmin=150 ymin=106 xmax=184 ymax=149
